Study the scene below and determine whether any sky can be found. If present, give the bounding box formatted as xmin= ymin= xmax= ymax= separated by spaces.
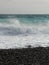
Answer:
xmin=0 ymin=0 xmax=49 ymax=14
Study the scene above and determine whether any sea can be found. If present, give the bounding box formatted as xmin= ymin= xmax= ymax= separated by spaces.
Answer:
xmin=0 ymin=14 xmax=49 ymax=49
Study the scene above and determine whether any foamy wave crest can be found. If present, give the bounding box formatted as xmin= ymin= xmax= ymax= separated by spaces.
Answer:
xmin=0 ymin=19 xmax=49 ymax=35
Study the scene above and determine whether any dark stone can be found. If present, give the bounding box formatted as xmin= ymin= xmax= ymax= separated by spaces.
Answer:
xmin=0 ymin=47 xmax=49 ymax=65
xmin=27 ymin=45 xmax=32 ymax=48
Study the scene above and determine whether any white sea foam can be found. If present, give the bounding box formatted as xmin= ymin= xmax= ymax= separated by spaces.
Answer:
xmin=0 ymin=34 xmax=49 ymax=49
xmin=0 ymin=19 xmax=49 ymax=49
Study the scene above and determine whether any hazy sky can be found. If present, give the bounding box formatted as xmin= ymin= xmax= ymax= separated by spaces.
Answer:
xmin=0 ymin=0 xmax=49 ymax=14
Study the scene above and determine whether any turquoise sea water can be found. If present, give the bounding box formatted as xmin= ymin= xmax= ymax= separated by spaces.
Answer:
xmin=0 ymin=14 xmax=49 ymax=49
xmin=0 ymin=14 xmax=49 ymax=35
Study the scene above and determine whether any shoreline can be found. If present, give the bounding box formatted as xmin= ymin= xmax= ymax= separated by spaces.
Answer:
xmin=0 ymin=47 xmax=49 ymax=65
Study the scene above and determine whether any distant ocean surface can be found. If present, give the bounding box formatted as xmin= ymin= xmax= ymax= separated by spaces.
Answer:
xmin=0 ymin=14 xmax=49 ymax=49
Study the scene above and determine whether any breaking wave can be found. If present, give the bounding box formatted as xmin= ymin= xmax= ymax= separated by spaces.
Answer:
xmin=0 ymin=15 xmax=49 ymax=49
xmin=0 ymin=18 xmax=49 ymax=35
